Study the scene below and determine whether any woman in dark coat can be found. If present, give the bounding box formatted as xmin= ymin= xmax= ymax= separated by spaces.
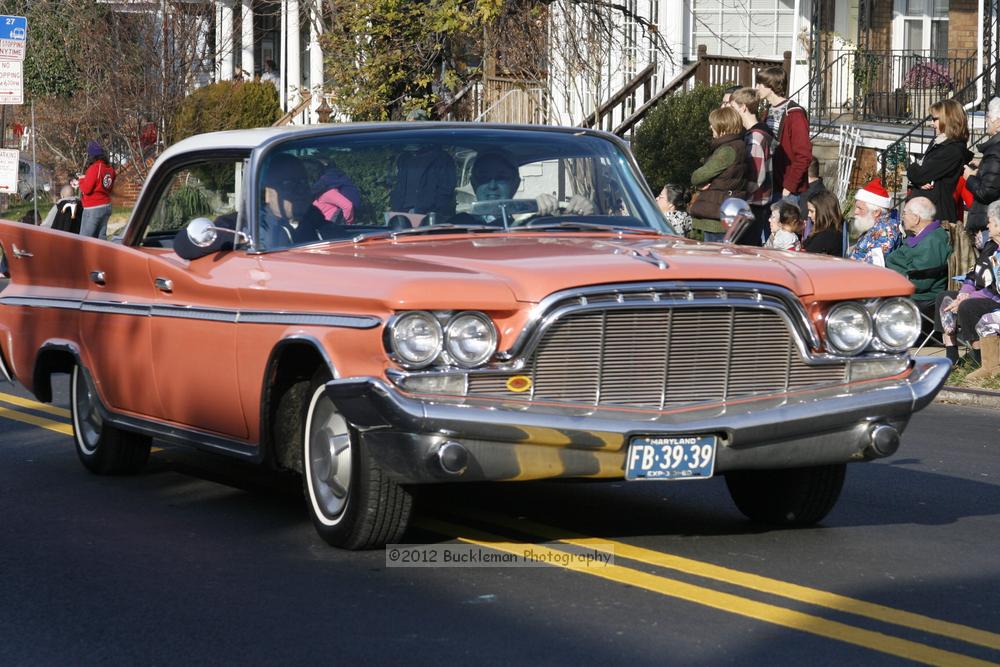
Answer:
xmin=907 ymin=98 xmax=974 ymax=278
xmin=963 ymin=97 xmax=1000 ymax=238
xmin=803 ymin=190 xmax=844 ymax=256
xmin=689 ymin=106 xmax=748 ymax=242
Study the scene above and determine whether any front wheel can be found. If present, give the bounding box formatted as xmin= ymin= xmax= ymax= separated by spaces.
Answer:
xmin=302 ymin=375 xmax=412 ymax=549
xmin=724 ymin=463 xmax=846 ymax=526
xmin=71 ymin=365 xmax=151 ymax=475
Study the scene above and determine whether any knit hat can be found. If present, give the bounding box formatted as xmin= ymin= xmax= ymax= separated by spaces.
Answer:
xmin=855 ymin=177 xmax=892 ymax=209
xmin=87 ymin=141 xmax=104 ymax=158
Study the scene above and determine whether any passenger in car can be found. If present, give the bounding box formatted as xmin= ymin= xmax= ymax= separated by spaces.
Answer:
xmin=470 ymin=150 xmax=595 ymax=217
xmin=259 ymin=153 xmax=331 ymax=248
xmin=312 ymin=163 xmax=361 ymax=224
xmin=390 ymin=146 xmax=457 ymax=222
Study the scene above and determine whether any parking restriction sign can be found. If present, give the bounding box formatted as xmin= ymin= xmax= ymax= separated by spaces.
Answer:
xmin=0 ymin=60 xmax=22 ymax=105
xmin=0 ymin=148 xmax=19 ymax=194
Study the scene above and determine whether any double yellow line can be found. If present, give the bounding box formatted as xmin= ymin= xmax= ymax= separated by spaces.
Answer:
xmin=420 ymin=510 xmax=1000 ymax=666
xmin=3 ymin=388 xmax=997 ymax=664
xmin=0 ymin=390 xmax=74 ymax=435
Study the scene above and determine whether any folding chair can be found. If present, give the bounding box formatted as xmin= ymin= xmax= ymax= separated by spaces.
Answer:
xmin=907 ymin=264 xmax=949 ymax=355
xmin=913 ymin=300 xmax=944 ymax=354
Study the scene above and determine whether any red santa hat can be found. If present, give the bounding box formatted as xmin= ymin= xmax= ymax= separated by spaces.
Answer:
xmin=855 ymin=177 xmax=892 ymax=210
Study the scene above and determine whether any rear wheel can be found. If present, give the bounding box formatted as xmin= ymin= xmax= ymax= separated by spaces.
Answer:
xmin=301 ymin=371 xmax=412 ymax=549
xmin=724 ymin=463 xmax=846 ymax=526
xmin=71 ymin=365 xmax=151 ymax=475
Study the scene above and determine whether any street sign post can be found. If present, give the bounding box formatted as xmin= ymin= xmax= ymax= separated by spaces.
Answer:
xmin=0 ymin=60 xmax=23 ymax=105
xmin=0 ymin=15 xmax=27 ymax=61
xmin=0 ymin=148 xmax=18 ymax=194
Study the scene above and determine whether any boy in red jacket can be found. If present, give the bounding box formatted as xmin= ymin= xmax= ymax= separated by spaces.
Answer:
xmin=79 ymin=140 xmax=116 ymax=240
xmin=756 ymin=65 xmax=812 ymax=198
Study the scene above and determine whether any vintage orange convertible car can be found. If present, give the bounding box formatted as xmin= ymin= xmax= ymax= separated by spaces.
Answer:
xmin=0 ymin=124 xmax=950 ymax=548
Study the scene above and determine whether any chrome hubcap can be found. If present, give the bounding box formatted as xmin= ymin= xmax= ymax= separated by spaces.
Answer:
xmin=73 ymin=367 xmax=102 ymax=454
xmin=308 ymin=394 xmax=352 ymax=520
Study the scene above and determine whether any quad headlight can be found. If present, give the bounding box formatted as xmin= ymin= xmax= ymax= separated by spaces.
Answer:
xmin=387 ymin=310 xmax=497 ymax=369
xmin=388 ymin=311 xmax=443 ymax=368
xmin=824 ymin=302 xmax=873 ymax=355
xmin=873 ymin=298 xmax=921 ymax=352
xmin=824 ymin=298 xmax=921 ymax=356
xmin=444 ymin=312 xmax=497 ymax=367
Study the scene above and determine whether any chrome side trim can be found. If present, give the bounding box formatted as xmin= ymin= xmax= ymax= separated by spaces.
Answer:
xmin=151 ymin=305 xmax=238 ymax=323
xmin=0 ymin=295 xmax=380 ymax=329
xmin=65 ymin=349 xmax=259 ymax=459
xmin=92 ymin=393 xmax=260 ymax=461
xmin=0 ymin=296 xmax=81 ymax=310
xmin=81 ymin=301 xmax=152 ymax=316
xmin=238 ymin=311 xmax=380 ymax=328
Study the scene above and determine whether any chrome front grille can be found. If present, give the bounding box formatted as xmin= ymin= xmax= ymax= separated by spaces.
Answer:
xmin=467 ymin=306 xmax=846 ymax=408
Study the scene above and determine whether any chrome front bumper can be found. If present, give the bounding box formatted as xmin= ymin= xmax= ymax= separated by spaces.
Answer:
xmin=322 ymin=357 xmax=951 ymax=484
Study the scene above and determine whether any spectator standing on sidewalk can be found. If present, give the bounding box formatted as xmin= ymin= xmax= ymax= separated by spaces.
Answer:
xmin=906 ymin=99 xmax=973 ymax=279
xmin=799 ymin=157 xmax=827 ymax=221
xmin=962 ymin=97 xmax=1000 ymax=248
xmin=689 ymin=107 xmax=748 ymax=242
xmin=756 ymin=65 xmax=812 ymax=198
xmin=79 ymin=141 xmax=116 ymax=240
xmin=720 ymin=85 xmax=741 ymax=107
xmin=729 ymin=87 xmax=773 ymax=246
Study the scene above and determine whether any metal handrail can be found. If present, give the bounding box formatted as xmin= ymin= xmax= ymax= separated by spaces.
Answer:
xmin=579 ymin=63 xmax=657 ymax=129
xmin=612 ymin=61 xmax=701 ymax=136
xmin=787 ymin=51 xmax=850 ymax=113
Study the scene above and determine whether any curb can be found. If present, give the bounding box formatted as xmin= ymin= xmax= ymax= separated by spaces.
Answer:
xmin=936 ymin=385 xmax=1000 ymax=409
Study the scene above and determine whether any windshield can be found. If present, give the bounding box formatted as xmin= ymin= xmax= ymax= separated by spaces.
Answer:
xmin=254 ymin=127 xmax=670 ymax=251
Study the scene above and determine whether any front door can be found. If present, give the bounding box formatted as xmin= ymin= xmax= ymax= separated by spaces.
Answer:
xmin=138 ymin=158 xmax=250 ymax=439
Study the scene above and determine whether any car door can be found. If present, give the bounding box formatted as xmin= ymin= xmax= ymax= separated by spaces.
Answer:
xmin=136 ymin=157 xmax=250 ymax=439
xmin=78 ymin=235 xmax=163 ymax=416
xmin=0 ymin=220 xmax=160 ymax=417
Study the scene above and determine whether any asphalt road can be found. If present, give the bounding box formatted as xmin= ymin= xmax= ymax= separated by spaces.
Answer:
xmin=1 ymin=377 xmax=998 ymax=666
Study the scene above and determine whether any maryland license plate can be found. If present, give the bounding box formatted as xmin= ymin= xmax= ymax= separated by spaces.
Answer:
xmin=625 ymin=435 xmax=717 ymax=481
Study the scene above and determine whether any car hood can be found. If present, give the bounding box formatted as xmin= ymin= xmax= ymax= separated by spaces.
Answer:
xmin=279 ymin=234 xmax=914 ymax=306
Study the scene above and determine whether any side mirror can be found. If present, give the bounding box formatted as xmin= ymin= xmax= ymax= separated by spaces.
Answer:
xmin=720 ymin=198 xmax=754 ymax=244
xmin=186 ymin=217 xmax=217 ymax=248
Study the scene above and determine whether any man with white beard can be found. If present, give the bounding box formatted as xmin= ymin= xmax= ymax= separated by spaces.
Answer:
xmin=847 ymin=177 xmax=903 ymax=267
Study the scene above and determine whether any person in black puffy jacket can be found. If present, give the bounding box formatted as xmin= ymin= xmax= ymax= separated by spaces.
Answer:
xmin=963 ymin=97 xmax=1000 ymax=236
xmin=909 ymin=98 xmax=975 ymax=281
xmin=907 ymin=99 xmax=973 ymax=224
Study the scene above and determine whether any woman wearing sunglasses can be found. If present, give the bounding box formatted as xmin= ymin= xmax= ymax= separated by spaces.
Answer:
xmin=907 ymin=98 xmax=974 ymax=281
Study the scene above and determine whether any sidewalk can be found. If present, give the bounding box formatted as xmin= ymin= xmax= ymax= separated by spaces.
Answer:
xmin=918 ymin=345 xmax=1000 ymax=409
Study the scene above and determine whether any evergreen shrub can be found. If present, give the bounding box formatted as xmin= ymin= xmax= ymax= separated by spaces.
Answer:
xmin=171 ymin=81 xmax=282 ymax=142
xmin=631 ymin=83 xmax=726 ymax=194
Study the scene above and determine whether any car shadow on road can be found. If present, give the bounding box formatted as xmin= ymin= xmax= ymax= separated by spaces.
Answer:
xmin=136 ymin=444 xmax=1000 ymax=544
